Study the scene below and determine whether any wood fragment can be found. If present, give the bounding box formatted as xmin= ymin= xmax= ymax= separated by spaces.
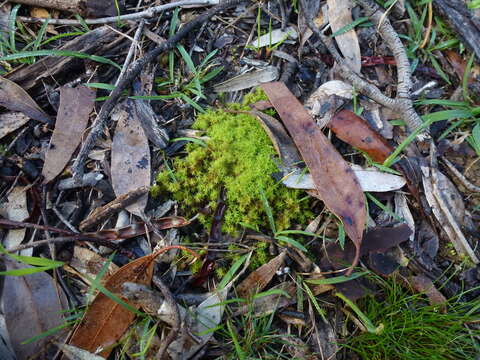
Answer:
xmin=79 ymin=186 xmax=149 ymax=231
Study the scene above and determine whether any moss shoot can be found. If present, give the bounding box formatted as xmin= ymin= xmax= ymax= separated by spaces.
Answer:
xmin=154 ymin=89 xmax=311 ymax=235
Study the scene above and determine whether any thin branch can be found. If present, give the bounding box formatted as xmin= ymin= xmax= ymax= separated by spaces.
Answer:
xmin=155 ymin=278 xmax=181 ymax=360
xmin=72 ymin=0 xmax=247 ymax=182
xmin=18 ymin=0 xmax=220 ymax=25
xmin=115 ymin=19 xmax=145 ymax=87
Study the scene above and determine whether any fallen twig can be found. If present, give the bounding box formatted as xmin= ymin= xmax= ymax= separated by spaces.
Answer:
xmin=72 ymin=0 xmax=247 ymax=182
xmin=441 ymin=157 xmax=480 ymax=193
xmin=18 ymin=0 xmax=220 ymax=25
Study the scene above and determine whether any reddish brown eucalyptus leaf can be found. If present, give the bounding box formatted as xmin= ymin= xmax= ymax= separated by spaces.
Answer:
xmin=261 ymin=82 xmax=366 ymax=274
xmin=410 ymin=275 xmax=447 ymax=312
xmin=69 ymin=246 xmax=199 ymax=358
xmin=329 ymin=110 xmax=393 ymax=163
xmin=42 ymin=86 xmax=95 ymax=183
xmin=111 ymin=100 xmax=150 ymax=216
xmin=0 ymin=77 xmax=51 ymax=123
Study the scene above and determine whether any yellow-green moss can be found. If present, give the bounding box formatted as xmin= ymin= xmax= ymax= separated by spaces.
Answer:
xmin=154 ymin=88 xmax=311 ymax=235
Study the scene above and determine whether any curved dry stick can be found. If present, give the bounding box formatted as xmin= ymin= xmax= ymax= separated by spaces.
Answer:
xmin=72 ymin=0 xmax=247 ymax=182
xmin=155 ymin=278 xmax=181 ymax=360
xmin=301 ymin=0 xmax=426 ymax=136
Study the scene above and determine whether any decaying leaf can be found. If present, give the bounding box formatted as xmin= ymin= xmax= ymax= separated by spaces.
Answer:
xmin=329 ymin=110 xmax=393 ymax=163
xmin=236 ymin=251 xmax=287 ymax=298
xmin=319 ymin=224 xmax=412 ymax=299
xmin=250 ymin=26 xmax=298 ymax=48
xmin=69 ymin=246 xmax=193 ymax=357
xmin=0 ymin=77 xmax=51 ymax=123
xmin=262 ymin=82 xmax=366 ymax=274
xmin=327 ymin=0 xmax=361 ymax=73
xmin=42 ymin=86 xmax=95 ymax=183
xmin=3 ymin=258 xmax=68 ymax=360
xmin=281 ymin=164 xmax=406 ymax=192
xmin=305 ymin=80 xmax=354 ymax=127
xmin=0 ymin=186 xmax=29 ymax=255
xmin=214 ymin=66 xmax=279 ymax=93
xmin=421 ymin=164 xmax=479 ymax=264
xmin=111 ymin=100 xmax=151 ymax=216
xmin=64 ymin=246 xmax=120 ymax=286
xmin=69 ymin=252 xmax=160 ymax=357
xmin=0 ymin=112 xmax=30 ymax=140
xmin=410 ymin=275 xmax=447 ymax=312
xmin=58 ymin=344 xmax=105 ymax=360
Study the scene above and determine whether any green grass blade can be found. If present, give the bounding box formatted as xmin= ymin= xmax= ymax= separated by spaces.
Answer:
xmin=330 ymin=17 xmax=370 ymax=37
xmin=275 ymin=235 xmax=308 ymax=252
xmin=0 ymin=50 xmax=121 ymax=69
xmin=305 ymin=271 xmax=368 ymax=285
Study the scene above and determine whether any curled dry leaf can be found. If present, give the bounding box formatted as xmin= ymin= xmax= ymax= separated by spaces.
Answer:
xmin=0 ymin=77 xmax=51 ymax=123
xmin=69 ymin=246 xmax=197 ymax=358
xmin=111 ymin=100 xmax=151 ymax=216
xmin=236 ymin=251 xmax=287 ymax=298
xmin=42 ymin=86 xmax=96 ymax=183
xmin=84 ymin=216 xmax=190 ymax=241
xmin=69 ymin=253 xmax=158 ymax=357
xmin=327 ymin=0 xmax=361 ymax=73
xmin=262 ymin=82 xmax=365 ymax=274
xmin=0 ymin=186 xmax=29 ymax=255
xmin=3 ymin=258 xmax=68 ymax=360
xmin=214 ymin=66 xmax=279 ymax=93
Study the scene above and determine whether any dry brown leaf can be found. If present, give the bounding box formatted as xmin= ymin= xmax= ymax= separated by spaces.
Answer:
xmin=329 ymin=110 xmax=393 ymax=163
xmin=69 ymin=246 xmax=197 ymax=358
xmin=410 ymin=275 xmax=447 ymax=312
xmin=3 ymin=258 xmax=68 ymax=360
xmin=69 ymin=253 xmax=157 ymax=357
xmin=236 ymin=251 xmax=287 ymax=298
xmin=262 ymin=82 xmax=366 ymax=274
xmin=327 ymin=0 xmax=361 ymax=73
xmin=42 ymin=86 xmax=95 ymax=183
xmin=0 ymin=77 xmax=51 ymax=123
xmin=111 ymin=100 xmax=150 ymax=216
xmin=0 ymin=111 xmax=30 ymax=140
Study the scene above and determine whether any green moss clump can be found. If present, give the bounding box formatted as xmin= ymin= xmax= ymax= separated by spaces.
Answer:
xmin=155 ymin=89 xmax=311 ymax=235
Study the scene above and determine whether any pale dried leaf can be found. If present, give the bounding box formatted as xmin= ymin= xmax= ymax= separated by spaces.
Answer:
xmin=42 ymin=86 xmax=95 ymax=183
xmin=0 ymin=112 xmax=29 ymax=140
xmin=327 ymin=0 xmax=361 ymax=73
xmin=0 ymin=77 xmax=51 ymax=123
xmin=394 ymin=193 xmax=415 ymax=241
xmin=0 ymin=187 xmax=29 ymax=255
xmin=282 ymin=164 xmax=405 ymax=192
xmin=111 ymin=100 xmax=150 ymax=216
xmin=250 ymin=26 xmax=298 ymax=48
xmin=59 ymin=344 xmax=105 ymax=360
xmin=214 ymin=66 xmax=279 ymax=93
